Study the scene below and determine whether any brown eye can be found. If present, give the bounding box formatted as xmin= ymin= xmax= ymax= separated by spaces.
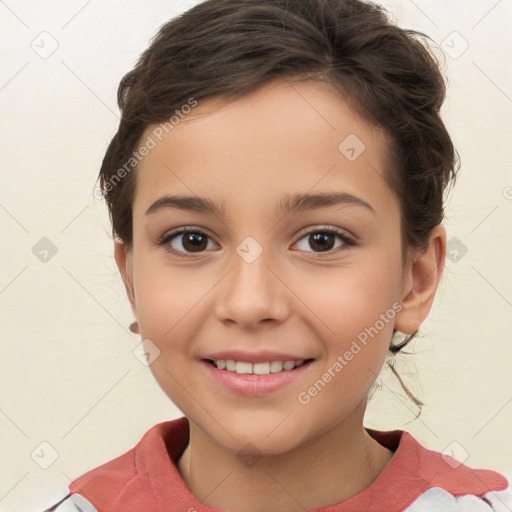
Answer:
xmin=308 ymin=232 xmax=337 ymax=252
xmin=180 ymin=232 xmax=208 ymax=252
xmin=293 ymin=227 xmax=355 ymax=254
xmin=158 ymin=227 xmax=218 ymax=255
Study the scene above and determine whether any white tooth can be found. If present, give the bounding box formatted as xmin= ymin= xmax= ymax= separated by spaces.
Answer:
xmin=270 ymin=361 xmax=284 ymax=373
xmin=235 ymin=361 xmax=253 ymax=374
xmin=216 ymin=359 xmax=302 ymax=374
xmin=253 ymin=362 xmax=271 ymax=375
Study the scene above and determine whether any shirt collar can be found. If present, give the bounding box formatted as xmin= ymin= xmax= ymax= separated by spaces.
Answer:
xmin=131 ymin=416 xmax=507 ymax=511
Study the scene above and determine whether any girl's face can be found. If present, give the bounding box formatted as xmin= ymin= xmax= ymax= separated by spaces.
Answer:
xmin=117 ymin=79 xmax=432 ymax=455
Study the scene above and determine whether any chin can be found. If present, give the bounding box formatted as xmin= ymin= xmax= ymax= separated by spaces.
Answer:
xmin=209 ymin=413 xmax=308 ymax=456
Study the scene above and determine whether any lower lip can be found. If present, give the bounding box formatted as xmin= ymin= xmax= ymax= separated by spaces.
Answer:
xmin=201 ymin=359 xmax=315 ymax=397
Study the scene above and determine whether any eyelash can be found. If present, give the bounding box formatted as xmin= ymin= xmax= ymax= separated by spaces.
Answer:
xmin=155 ymin=225 xmax=356 ymax=258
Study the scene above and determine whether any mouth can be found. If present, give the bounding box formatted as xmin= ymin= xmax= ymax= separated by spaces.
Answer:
xmin=201 ymin=358 xmax=316 ymax=396
xmin=203 ymin=358 xmax=315 ymax=373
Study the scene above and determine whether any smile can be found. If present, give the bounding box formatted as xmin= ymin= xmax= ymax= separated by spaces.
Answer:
xmin=202 ymin=358 xmax=316 ymax=396
xmin=208 ymin=359 xmax=313 ymax=374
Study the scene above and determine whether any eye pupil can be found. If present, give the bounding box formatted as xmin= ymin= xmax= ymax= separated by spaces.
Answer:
xmin=310 ymin=232 xmax=335 ymax=252
xmin=183 ymin=233 xmax=207 ymax=252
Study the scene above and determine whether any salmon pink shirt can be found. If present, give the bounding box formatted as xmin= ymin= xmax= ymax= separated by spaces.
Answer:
xmin=44 ymin=416 xmax=510 ymax=512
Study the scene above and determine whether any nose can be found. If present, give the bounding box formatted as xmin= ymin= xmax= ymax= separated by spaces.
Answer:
xmin=214 ymin=243 xmax=290 ymax=330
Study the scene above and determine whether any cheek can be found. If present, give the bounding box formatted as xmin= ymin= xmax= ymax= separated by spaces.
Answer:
xmin=292 ymin=255 xmax=401 ymax=381
xmin=292 ymin=271 xmax=398 ymax=419
xmin=132 ymin=259 xmax=213 ymax=350
xmin=295 ymin=257 xmax=402 ymax=338
xmin=132 ymin=262 xmax=209 ymax=409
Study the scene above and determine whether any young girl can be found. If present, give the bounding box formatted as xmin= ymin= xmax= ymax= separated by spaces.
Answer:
xmin=44 ymin=0 xmax=509 ymax=510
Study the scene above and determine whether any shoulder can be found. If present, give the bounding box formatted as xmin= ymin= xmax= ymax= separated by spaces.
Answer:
xmin=42 ymin=417 xmax=190 ymax=512
xmin=403 ymin=485 xmax=512 ymax=511
xmin=43 ymin=493 xmax=98 ymax=512
xmin=40 ymin=448 xmax=138 ymax=512
xmin=367 ymin=428 xmax=510 ymax=511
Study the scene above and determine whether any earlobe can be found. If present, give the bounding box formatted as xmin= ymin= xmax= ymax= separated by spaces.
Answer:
xmin=394 ymin=225 xmax=446 ymax=334
xmin=114 ymin=239 xmax=137 ymax=313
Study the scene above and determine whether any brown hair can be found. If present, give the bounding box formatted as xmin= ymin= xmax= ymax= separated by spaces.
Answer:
xmin=97 ymin=0 xmax=459 ymax=411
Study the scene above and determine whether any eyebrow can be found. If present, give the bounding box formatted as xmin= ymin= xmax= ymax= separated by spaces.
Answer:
xmin=145 ymin=192 xmax=376 ymax=217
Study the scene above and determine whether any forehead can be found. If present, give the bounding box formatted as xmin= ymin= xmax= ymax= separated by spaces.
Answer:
xmin=133 ymin=79 xmax=396 ymax=221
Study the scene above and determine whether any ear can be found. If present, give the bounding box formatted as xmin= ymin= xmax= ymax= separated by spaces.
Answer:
xmin=394 ymin=225 xmax=446 ymax=334
xmin=114 ymin=238 xmax=137 ymax=318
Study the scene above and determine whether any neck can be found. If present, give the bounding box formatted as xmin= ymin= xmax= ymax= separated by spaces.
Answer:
xmin=176 ymin=404 xmax=393 ymax=512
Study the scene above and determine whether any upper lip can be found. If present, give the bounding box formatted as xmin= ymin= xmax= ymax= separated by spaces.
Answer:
xmin=202 ymin=350 xmax=314 ymax=364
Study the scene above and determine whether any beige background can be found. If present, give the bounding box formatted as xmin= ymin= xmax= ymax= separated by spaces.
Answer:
xmin=1 ymin=1 xmax=511 ymax=510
